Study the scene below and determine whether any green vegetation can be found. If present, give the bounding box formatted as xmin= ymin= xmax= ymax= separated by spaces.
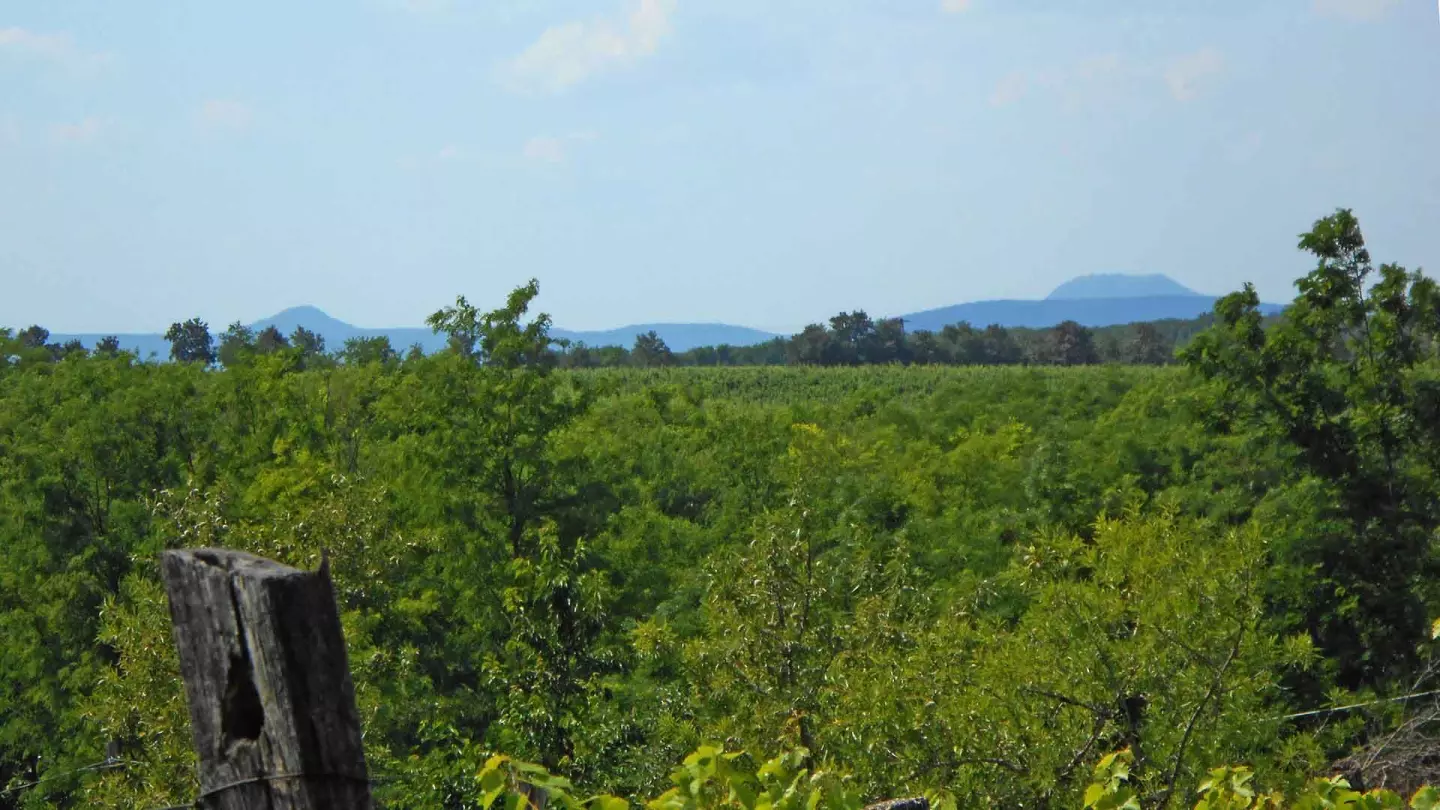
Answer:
xmin=2 ymin=209 xmax=1439 ymax=809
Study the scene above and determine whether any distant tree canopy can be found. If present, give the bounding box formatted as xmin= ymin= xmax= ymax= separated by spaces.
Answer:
xmin=632 ymin=330 xmax=674 ymax=367
xmin=7 ymin=300 xmax=1216 ymax=374
xmin=93 ymin=336 xmax=122 ymax=358
xmin=561 ymin=315 xmax=1181 ymax=369
xmin=339 ymin=335 xmax=397 ymax=366
xmin=255 ymin=324 xmax=290 ymax=354
xmin=164 ymin=318 xmax=215 ymax=365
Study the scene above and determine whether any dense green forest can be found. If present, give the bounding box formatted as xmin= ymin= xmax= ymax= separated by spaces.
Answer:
xmin=3 ymin=209 xmax=1440 ymax=809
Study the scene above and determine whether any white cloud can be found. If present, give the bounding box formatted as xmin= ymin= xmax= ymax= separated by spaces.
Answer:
xmin=991 ymin=49 xmax=1220 ymax=110
xmin=0 ymin=27 xmax=109 ymax=73
xmin=940 ymin=0 xmax=972 ymax=12
xmin=1164 ymin=48 xmax=1224 ymax=102
xmin=522 ymin=131 xmax=598 ymax=164
xmin=990 ymin=71 xmax=1028 ymax=106
xmin=996 ymin=53 xmax=1127 ymax=111
xmin=500 ymin=0 xmax=675 ymax=94
xmin=523 ymin=136 xmax=567 ymax=164
xmin=51 ymin=117 xmax=103 ymax=143
xmin=196 ymin=100 xmax=253 ymax=131
xmin=436 ymin=144 xmax=461 ymax=161
xmin=1312 ymin=0 xmax=1400 ymax=20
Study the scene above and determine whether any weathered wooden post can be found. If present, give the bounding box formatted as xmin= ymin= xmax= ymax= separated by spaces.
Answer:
xmin=162 ymin=549 xmax=372 ymax=810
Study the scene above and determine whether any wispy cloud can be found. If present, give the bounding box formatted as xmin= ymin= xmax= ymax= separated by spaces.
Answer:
xmin=1164 ymin=48 xmax=1224 ymax=102
xmin=51 ymin=117 xmax=104 ymax=143
xmin=196 ymin=99 xmax=254 ymax=132
xmin=939 ymin=0 xmax=972 ymax=12
xmin=500 ymin=0 xmax=675 ymax=94
xmin=990 ymin=71 xmax=1028 ymax=106
xmin=0 ymin=27 xmax=109 ymax=74
xmin=992 ymin=53 xmax=1127 ymax=111
xmin=1312 ymin=0 xmax=1400 ymax=20
xmin=522 ymin=131 xmax=598 ymax=164
xmin=991 ymin=48 xmax=1224 ymax=110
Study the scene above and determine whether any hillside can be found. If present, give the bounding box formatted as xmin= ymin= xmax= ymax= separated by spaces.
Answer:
xmin=552 ymin=323 xmax=780 ymax=351
xmin=1046 ymin=273 xmax=1203 ymax=300
xmin=899 ymin=294 xmax=1283 ymax=333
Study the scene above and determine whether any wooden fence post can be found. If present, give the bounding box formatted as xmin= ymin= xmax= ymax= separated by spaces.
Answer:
xmin=162 ymin=549 xmax=372 ymax=810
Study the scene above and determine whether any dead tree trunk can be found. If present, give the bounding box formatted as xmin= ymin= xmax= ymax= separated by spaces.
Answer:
xmin=162 ymin=549 xmax=372 ymax=810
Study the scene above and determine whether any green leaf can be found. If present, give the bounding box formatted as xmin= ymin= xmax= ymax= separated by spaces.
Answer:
xmin=1414 ymin=787 xmax=1440 ymax=810
xmin=588 ymin=795 xmax=629 ymax=810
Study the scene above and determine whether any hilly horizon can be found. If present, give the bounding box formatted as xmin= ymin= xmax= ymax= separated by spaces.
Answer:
xmin=42 ymin=274 xmax=1283 ymax=359
xmin=1046 ymin=274 xmax=1203 ymax=300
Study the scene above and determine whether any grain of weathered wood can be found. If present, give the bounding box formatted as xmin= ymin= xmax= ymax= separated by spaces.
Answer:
xmin=162 ymin=549 xmax=372 ymax=810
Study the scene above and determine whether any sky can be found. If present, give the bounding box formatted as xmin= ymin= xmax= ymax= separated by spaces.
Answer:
xmin=1 ymin=0 xmax=1437 ymax=334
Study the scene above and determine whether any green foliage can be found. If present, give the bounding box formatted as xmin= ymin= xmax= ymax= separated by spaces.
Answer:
xmin=1183 ymin=208 xmax=1440 ymax=688
xmin=163 ymin=318 xmax=215 ymax=365
xmin=633 ymin=332 xmax=675 ymax=368
xmin=5 ymin=211 xmax=1440 ymax=809
xmin=1081 ymin=750 xmax=1440 ymax=810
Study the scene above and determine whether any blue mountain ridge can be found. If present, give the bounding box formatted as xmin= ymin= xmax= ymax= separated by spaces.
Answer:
xmin=1046 ymin=273 xmax=1202 ymax=300
xmin=44 ymin=275 xmax=1285 ymax=358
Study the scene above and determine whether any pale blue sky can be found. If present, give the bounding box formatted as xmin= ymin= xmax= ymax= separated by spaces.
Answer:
xmin=1 ymin=0 xmax=1436 ymax=333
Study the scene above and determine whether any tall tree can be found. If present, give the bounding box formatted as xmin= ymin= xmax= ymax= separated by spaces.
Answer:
xmin=941 ymin=322 xmax=982 ymax=364
xmin=872 ymin=318 xmax=908 ymax=365
xmin=93 ymin=336 xmax=123 ymax=358
xmin=420 ymin=280 xmax=607 ymax=769
xmin=632 ymin=331 xmax=674 ymax=368
xmin=58 ymin=339 xmax=87 ymax=360
xmin=289 ymin=325 xmax=325 ymax=358
xmin=216 ymin=322 xmax=255 ymax=367
xmin=255 ymin=325 xmax=290 ymax=354
xmin=788 ymin=324 xmax=833 ymax=366
xmin=1038 ymin=321 xmax=1099 ymax=366
xmin=1183 ymin=207 xmax=1440 ymax=688
xmin=429 ymin=280 xmax=562 ymax=368
xmin=18 ymin=325 xmax=50 ymax=349
xmin=980 ymin=324 xmax=1023 ymax=365
xmin=164 ymin=318 xmax=215 ymax=365
xmin=827 ymin=311 xmax=877 ymax=365
xmin=908 ymin=330 xmax=948 ymax=365
xmin=1127 ymin=322 xmax=1174 ymax=365
xmin=339 ymin=335 xmax=396 ymax=366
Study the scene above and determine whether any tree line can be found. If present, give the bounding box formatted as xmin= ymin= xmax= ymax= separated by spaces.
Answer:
xmin=3 ymin=311 xmax=1231 ymax=373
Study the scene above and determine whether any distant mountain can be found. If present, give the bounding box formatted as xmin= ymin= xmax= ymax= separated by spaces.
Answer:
xmin=49 ymin=310 xmax=781 ymax=359
xmin=252 ymin=306 xmax=366 ymax=342
xmin=553 ymin=324 xmax=779 ymax=352
xmin=899 ymin=273 xmax=1283 ymax=332
xmin=42 ymin=274 xmax=1284 ymax=359
xmin=1047 ymin=274 xmax=1203 ymax=300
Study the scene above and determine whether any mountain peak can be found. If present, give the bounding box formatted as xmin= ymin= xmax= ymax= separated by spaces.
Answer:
xmin=1046 ymin=274 xmax=1202 ymax=301
xmin=264 ymin=305 xmax=335 ymax=321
